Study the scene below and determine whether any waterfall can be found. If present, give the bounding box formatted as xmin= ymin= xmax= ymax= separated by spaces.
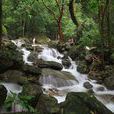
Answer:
xmin=5 ymin=39 xmax=114 ymax=112
xmin=38 ymin=45 xmax=114 ymax=112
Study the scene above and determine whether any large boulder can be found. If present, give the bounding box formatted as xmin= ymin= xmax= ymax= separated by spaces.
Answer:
xmin=60 ymin=92 xmax=113 ymax=114
xmin=37 ymin=60 xmax=63 ymax=70
xmin=22 ymin=65 xmax=41 ymax=76
xmin=0 ymin=70 xmax=28 ymax=85
xmin=0 ymin=40 xmax=23 ymax=73
xmin=40 ymin=68 xmax=77 ymax=87
xmin=36 ymin=94 xmax=59 ymax=114
xmin=19 ymin=83 xmax=43 ymax=107
xmin=0 ymin=85 xmax=7 ymax=107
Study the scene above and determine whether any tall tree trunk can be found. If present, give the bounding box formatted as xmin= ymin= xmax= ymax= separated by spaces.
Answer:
xmin=58 ymin=19 xmax=64 ymax=42
xmin=0 ymin=0 xmax=2 ymax=46
xmin=22 ymin=18 xmax=26 ymax=37
xmin=69 ymin=0 xmax=79 ymax=26
xmin=57 ymin=4 xmax=64 ymax=42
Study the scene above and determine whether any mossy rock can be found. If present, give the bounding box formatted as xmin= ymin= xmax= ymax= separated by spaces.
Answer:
xmin=36 ymin=94 xmax=59 ymax=114
xmin=0 ymin=70 xmax=28 ymax=85
xmin=0 ymin=40 xmax=23 ymax=73
xmin=38 ymin=60 xmax=63 ymax=70
xmin=60 ymin=92 xmax=113 ymax=114
xmin=22 ymin=65 xmax=41 ymax=76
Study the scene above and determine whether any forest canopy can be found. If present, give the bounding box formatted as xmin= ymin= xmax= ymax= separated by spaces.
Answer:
xmin=0 ymin=0 xmax=114 ymax=48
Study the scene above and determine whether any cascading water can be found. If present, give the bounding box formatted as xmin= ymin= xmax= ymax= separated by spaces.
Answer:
xmin=38 ymin=44 xmax=114 ymax=112
xmin=3 ymin=39 xmax=114 ymax=112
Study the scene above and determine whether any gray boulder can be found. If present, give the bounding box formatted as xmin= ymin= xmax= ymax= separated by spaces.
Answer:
xmin=0 ymin=70 xmax=28 ymax=85
xmin=40 ymin=68 xmax=77 ymax=87
xmin=36 ymin=94 xmax=59 ymax=114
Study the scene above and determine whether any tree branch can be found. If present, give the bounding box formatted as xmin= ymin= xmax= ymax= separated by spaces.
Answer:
xmin=41 ymin=0 xmax=58 ymax=21
xmin=55 ymin=0 xmax=61 ymax=13
xmin=69 ymin=0 xmax=79 ymax=26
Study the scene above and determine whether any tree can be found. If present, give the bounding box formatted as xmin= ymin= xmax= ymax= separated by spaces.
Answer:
xmin=69 ymin=0 xmax=84 ymax=44
xmin=41 ymin=0 xmax=65 ymax=42
xmin=98 ymin=0 xmax=111 ymax=48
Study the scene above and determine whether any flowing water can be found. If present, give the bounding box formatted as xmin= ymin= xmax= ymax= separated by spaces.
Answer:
xmin=2 ymin=39 xmax=114 ymax=112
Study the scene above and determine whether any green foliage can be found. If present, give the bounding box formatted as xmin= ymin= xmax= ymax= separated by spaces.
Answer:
xmin=4 ymin=92 xmax=17 ymax=111
xmin=19 ymin=95 xmax=36 ymax=112
xmin=4 ymin=91 xmax=36 ymax=112
xmin=80 ymin=17 xmax=100 ymax=46
xmin=2 ymin=25 xmax=7 ymax=35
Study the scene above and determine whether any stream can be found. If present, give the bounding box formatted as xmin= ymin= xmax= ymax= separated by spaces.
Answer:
xmin=2 ymin=39 xmax=114 ymax=113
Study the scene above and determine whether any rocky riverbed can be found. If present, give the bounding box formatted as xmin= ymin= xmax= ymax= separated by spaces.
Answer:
xmin=0 ymin=38 xmax=114 ymax=114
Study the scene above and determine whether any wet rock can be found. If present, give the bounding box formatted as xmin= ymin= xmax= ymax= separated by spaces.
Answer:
xmin=28 ymin=52 xmax=38 ymax=62
xmin=36 ymin=94 xmax=59 ymax=114
xmin=0 ymin=70 xmax=28 ymax=85
xmin=40 ymin=68 xmax=77 ymax=87
xmin=62 ymin=59 xmax=71 ymax=69
xmin=96 ymin=86 xmax=105 ymax=91
xmin=38 ymin=60 xmax=63 ymax=70
xmin=62 ymin=52 xmax=71 ymax=69
xmin=0 ymin=85 xmax=7 ymax=107
xmin=22 ymin=65 xmax=41 ymax=76
xmin=41 ymin=68 xmax=76 ymax=80
xmin=77 ymin=61 xmax=89 ymax=74
xmin=60 ymin=92 xmax=113 ymax=114
xmin=83 ymin=82 xmax=93 ymax=89
xmin=19 ymin=83 xmax=42 ymax=107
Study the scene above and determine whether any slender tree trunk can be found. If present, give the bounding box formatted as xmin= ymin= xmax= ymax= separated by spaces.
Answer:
xmin=22 ymin=18 xmax=26 ymax=37
xmin=57 ymin=4 xmax=64 ymax=42
xmin=58 ymin=19 xmax=64 ymax=42
xmin=0 ymin=0 xmax=2 ymax=46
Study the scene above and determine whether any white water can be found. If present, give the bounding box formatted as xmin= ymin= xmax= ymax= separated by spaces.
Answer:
xmin=5 ymin=39 xmax=114 ymax=112
xmin=38 ymin=44 xmax=114 ymax=112
xmin=2 ymin=83 xmax=22 ymax=95
xmin=11 ymin=39 xmax=33 ymax=65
